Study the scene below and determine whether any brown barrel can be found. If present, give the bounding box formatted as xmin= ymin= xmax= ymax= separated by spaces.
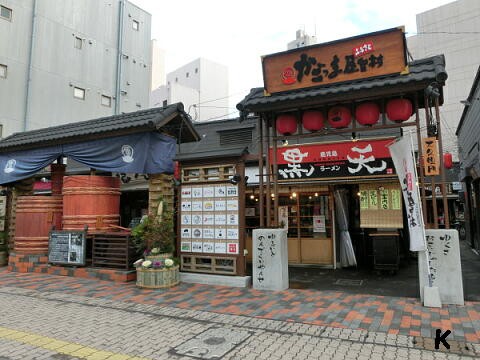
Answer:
xmin=62 ymin=176 xmax=121 ymax=233
xmin=14 ymin=196 xmax=63 ymax=253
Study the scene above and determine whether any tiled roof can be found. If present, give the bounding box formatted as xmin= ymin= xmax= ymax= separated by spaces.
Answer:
xmin=0 ymin=103 xmax=199 ymax=152
xmin=237 ymin=55 xmax=447 ymax=115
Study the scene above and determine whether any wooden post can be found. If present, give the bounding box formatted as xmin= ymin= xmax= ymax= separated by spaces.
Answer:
xmin=265 ymin=117 xmax=272 ymax=227
xmin=237 ymin=159 xmax=246 ymax=276
xmin=415 ymin=95 xmax=428 ymax=227
xmin=258 ymin=116 xmax=265 ymax=227
xmin=272 ymin=117 xmax=279 ymax=227
xmin=435 ymin=97 xmax=450 ymax=229
xmin=424 ymin=93 xmax=437 ymax=228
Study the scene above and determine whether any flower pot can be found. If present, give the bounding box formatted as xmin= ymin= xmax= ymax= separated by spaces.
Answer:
xmin=136 ymin=265 xmax=180 ymax=289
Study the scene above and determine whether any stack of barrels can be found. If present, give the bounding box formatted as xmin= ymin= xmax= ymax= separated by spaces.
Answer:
xmin=14 ymin=175 xmax=121 ymax=254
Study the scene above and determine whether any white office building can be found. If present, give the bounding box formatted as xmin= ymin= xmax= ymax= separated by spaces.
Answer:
xmin=408 ymin=0 xmax=480 ymax=160
xmin=287 ymin=29 xmax=317 ymax=50
xmin=151 ymin=58 xmax=229 ymax=122
xmin=0 ymin=0 xmax=152 ymax=137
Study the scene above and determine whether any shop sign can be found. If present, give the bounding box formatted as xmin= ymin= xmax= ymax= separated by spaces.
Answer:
xmin=422 ymin=137 xmax=440 ymax=176
xmin=262 ymin=27 xmax=407 ymax=94
xmin=272 ymin=139 xmax=395 ymax=180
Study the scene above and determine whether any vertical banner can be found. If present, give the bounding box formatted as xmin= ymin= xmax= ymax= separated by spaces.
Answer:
xmin=422 ymin=137 xmax=440 ymax=176
xmin=388 ymin=136 xmax=426 ymax=251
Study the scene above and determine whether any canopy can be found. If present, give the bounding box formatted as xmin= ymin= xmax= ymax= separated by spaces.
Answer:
xmin=0 ymin=132 xmax=176 ymax=184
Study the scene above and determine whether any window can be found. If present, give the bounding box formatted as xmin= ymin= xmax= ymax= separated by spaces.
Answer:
xmin=74 ymin=36 xmax=82 ymax=49
xmin=101 ymin=95 xmax=111 ymax=107
xmin=73 ymin=87 xmax=85 ymax=100
xmin=132 ymin=19 xmax=139 ymax=31
xmin=186 ymin=72 xmax=189 ymax=78
xmin=0 ymin=5 xmax=12 ymax=21
xmin=175 ymin=77 xmax=178 ymax=82
xmin=0 ymin=64 xmax=7 ymax=78
xmin=195 ymin=68 xmax=198 ymax=74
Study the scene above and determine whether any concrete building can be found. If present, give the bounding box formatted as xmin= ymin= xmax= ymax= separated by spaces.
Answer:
xmin=151 ymin=39 xmax=165 ymax=91
xmin=407 ymin=0 xmax=480 ymax=161
xmin=150 ymin=58 xmax=229 ymax=122
xmin=287 ymin=29 xmax=317 ymax=50
xmin=0 ymin=0 xmax=152 ymax=138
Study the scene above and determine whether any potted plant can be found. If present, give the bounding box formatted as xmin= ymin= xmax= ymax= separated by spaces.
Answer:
xmin=131 ymin=201 xmax=179 ymax=288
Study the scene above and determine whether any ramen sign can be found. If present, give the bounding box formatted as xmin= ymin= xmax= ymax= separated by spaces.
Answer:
xmin=262 ymin=27 xmax=408 ymax=95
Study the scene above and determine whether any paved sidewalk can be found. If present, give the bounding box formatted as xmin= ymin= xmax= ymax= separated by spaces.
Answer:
xmin=0 ymin=269 xmax=478 ymax=344
xmin=0 ymin=284 xmax=479 ymax=359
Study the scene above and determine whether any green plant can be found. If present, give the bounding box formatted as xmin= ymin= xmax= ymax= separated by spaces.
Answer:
xmin=131 ymin=201 xmax=175 ymax=256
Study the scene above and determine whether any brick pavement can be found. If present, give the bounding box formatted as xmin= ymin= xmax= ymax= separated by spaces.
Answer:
xmin=0 ymin=269 xmax=479 ymax=359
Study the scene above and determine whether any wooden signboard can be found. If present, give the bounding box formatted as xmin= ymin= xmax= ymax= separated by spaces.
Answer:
xmin=48 ymin=230 xmax=87 ymax=266
xmin=262 ymin=27 xmax=407 ymax=94
xmin=422 ymin=137 xmax=440 ymax=176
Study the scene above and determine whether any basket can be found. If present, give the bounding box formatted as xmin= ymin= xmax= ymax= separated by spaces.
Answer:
xmin=136 ymin=265 xmax=180 ymax=289
xmin=145 ymin=252 xmax=173 ymax=262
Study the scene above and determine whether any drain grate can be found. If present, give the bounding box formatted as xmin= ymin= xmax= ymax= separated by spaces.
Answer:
xmin=334 ymin=279 xmax=364 ymax=286
xmin=171 ymin=327 xmax=252 ymax=359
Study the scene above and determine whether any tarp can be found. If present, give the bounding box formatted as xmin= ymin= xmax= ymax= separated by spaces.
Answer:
xmin=0 ymin=132 xmax=176 ymax=185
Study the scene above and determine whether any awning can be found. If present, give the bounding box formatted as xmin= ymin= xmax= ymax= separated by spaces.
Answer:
xmin=0 ymin=132 xmax=176 ymax=185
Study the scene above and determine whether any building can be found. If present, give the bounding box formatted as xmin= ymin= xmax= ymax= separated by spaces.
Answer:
xmin=407 ymin=0 xmax=480 ymax=161
xmin=456 ymin=66 xmax=480 ymax=251
xmin=287 ymin=29 xmax=317 ymax=50
xmin=0 ymin=0 xmax=152 ymax=138
xmin=150 ymin=58 xmax=229 ymax=122
xmin=150 ymin=39 xmax=166 ymax=91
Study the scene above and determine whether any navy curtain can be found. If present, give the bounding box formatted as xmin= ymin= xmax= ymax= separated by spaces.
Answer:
xmin=0 ymin=132 xmax=176 ymax=184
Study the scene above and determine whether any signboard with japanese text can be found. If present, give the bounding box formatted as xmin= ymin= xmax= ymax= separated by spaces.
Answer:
xmin=419 ymin=229 xmax=464 ymax=305
xmin=359 ymin=183 xmax=403 ymax=228
xmin=271 ymin=139 xmax=396 ymax=181
xmin=422 ymin=137 xmax=440 ymax=176
xmin=48 ymin=230 xmax=86 ymax=266
xmin=180 ymin=183 xmax=239 ymax=255
xmin=262 ymin=27 xmax=407 ymax=94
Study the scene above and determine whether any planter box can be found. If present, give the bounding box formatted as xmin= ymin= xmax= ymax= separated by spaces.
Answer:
xmin=145 ymin=253 xmax=173 ymax=262
xmin=136 ymin=265 xmax=180 ymax=289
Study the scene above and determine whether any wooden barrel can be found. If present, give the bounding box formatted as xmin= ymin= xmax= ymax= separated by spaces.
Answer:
xmin=62 ymin=176 xmax=121 ymax=233
xmin=14 ymin=196 xmax=63 ymax=253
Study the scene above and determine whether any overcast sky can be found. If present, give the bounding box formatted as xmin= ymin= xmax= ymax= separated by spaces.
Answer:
xmin=130 ymin=0 xmax=454 ymax=118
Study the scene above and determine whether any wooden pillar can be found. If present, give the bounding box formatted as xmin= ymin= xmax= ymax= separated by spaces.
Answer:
xmin=237 ymin=160 xmax=246 ymax=276
xmin=265 ymin=117 xmax=272 ymax=227
xmin=272 ymin=117 xmax=279 ymax=227
xmin=50 ymin=163 xmax=65 ymax=196
xmin=424 ymin=93 xmax=438 ymax=228
xmin=415 ymin=95 xmax=428 ymax=227
xmin=258 ymin=116 xmax=265 ymax=227
xmin=435 ymin=97 xmax=450 ymax=229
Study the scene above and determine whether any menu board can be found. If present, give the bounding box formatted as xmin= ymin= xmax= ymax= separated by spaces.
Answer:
xmin=180 ymin=184 xmax=239 ymax=255
xmin=48 ymin=230 xmax=86 ymax=266
xmin=359 ymin=183 xmax=403 ymax=228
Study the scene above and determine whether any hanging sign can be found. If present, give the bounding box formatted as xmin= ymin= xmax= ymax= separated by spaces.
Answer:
xmin=262 ymin=27 xmax=407 ymax=94
xmin=272 ymin=138 xmax=395 ymax=181
xmin=422 ymin=137 xmax=440 ymax=176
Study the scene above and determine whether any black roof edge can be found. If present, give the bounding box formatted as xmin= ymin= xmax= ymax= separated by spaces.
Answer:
xmin=175 ymin=146 xmax=248 ymax=162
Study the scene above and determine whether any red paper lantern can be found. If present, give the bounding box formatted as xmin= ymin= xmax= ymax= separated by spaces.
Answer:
xmin=386 ymin=98 xmax=413 ymax=122
xmin=276 ymin=114 xmax=297 ymax=135
xmin=444 ymin=152 xmax=453 ymax=169
xmin=328 ymin=106 xmax=351 ymax=128
xmin=302 ymin=110 xmax=324 ymax=131
xmin=355 ymin=102 xmax=380 ymax=126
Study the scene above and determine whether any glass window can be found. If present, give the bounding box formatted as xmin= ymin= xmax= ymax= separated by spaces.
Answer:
xmin=101 ymin=95 xmax=111 ymax=107
xmin=186 ymin=72 xmax=189 ymax=78
xmin=132 ymin=20 xmax=139 ymax=31
xmin=0 ymin=64 xmax=6 ymax=78
xmin=0 ymin=5 xmax=12 ymax=20
xmin=73 ymin=87 xmax=85 ymax=100
xmin=74 ymin=36 xmax=82 ymax=49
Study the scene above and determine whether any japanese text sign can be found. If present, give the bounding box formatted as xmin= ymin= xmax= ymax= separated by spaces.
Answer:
xmin=271 ymin=139 xmax=395 ymax=181
xmin=422 ymin=137 xmax=440 ymax=176
xmin=262 ymin=27 xmax=407 ymax=94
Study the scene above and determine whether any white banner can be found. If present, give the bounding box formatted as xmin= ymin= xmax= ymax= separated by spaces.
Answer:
xmin=388 ymin=136 xmax=426 ymax=251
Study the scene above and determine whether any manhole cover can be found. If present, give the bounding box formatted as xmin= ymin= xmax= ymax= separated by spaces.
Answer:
xmin=334 ymin=279 xmax=363 ymax=286
xmin=172 ymin=327 xmax=251 ymax=359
